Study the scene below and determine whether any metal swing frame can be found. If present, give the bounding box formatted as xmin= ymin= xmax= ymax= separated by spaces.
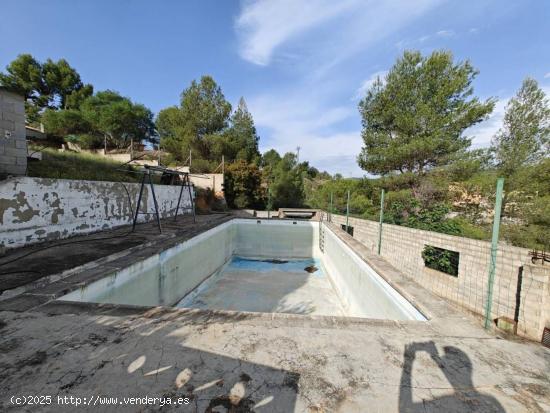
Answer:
xmin=132 ymin=165 xmax=195 ymax=233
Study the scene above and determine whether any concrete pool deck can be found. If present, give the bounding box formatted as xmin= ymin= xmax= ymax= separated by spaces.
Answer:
xmin=0 ymin=214 xmax=549 ymax=411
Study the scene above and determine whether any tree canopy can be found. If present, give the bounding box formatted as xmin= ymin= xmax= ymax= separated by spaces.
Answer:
xmin=358 ymin=50 xmax=495 ymax=176
xmin=491 ymin=78 xmax=550 ymax=176
xmin=157 ymin=76 xmax=260 ymax=165
xmin=0 ymin=54 xmax=93 ymax=122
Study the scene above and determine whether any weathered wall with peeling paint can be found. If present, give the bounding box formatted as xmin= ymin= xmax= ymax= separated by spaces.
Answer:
xmin=0 ymin=177 xmax=194 ymax=249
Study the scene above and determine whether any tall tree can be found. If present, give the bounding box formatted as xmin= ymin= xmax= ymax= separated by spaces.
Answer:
xmin=229 ymin=97 xmax=260 ymax=162
xmin=212 ymin=97 xmax=260 ymax=163
xmin=358 ymin=50 xmax=494 ymax=176
xmin=262 ymin=151 xmax=305 ymax=208
xmin=0 ymin=54 xmax=91 ymax=121
xmin=0 ymin=54 xmax=45 ymax=122
xmin=491 ymin=78 xmax=550 ymax=176
xmin=157 ymin=76 xmax=231 ymax=160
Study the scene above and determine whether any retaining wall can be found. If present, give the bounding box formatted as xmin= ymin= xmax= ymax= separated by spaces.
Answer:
xmin=0 ymin=177 xmax=194 ymax=249
xmin=330 ymin=214 xmax=550 ymax=342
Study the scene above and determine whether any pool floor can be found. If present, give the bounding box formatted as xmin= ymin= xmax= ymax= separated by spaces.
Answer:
xmin=176 ymin=257 xmax=346 ymax=316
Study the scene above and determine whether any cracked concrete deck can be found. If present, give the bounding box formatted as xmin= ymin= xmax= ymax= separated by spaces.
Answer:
xmin=0 ymin=215 xmax=549 ymax=412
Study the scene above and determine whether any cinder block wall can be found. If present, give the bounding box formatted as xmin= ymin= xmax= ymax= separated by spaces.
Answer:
xmin=0 ymin=177 xmax=194 ymax=249
xmin=330 ymin=214 xmax=550 ymax=341
xmin=0 ymin=89 xmax=27 ymax=176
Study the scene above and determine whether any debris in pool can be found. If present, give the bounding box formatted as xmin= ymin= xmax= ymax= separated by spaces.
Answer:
xmin=304 ymin=265 xmax=318 ymax=273
xmin=241 ymin=258 xmax=289 ymax=264
xmin=264 ymin=259 xmax=288 ymax=264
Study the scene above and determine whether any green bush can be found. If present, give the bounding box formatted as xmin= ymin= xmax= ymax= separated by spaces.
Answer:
xmin=224 ymin=160 xmax=265 ymax=209
xmin=422 ymin=245 xmax=459 ymax=276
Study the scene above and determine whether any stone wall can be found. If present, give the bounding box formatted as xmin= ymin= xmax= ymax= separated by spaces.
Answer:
xmin=0 ymin=89 xmax=27 ymax=176
xmin=0 ymin=177 xmax=194 ymax=249
xmin=330 ymin=213 xmax=550 ymax=341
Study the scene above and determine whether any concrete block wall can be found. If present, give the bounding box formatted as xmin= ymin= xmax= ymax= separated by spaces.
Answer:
xmin=0 ymin=177 xmax=194 ymax=249
xmin=330 ymin=213 xmax=550 ymax=341
xmin=0 ymin=89 xmax=27 ymax=176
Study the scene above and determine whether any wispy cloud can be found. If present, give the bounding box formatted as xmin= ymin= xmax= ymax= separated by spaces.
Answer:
xmin=396 ymin=27 xmax=464 ymax=49
xmin=544 ymin=72 xmax=550 ymax=79
xmin=436 ymin=29 xmax=455 ymax=37
xmin=236 ymin=0 xmax=443 ymax=68
xmin=235 ymin=0 xmax=356 ymax=66
xmin=354 ymin=70 xmax=388 ymax=100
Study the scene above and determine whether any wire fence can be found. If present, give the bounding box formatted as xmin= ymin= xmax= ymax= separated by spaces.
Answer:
xmin=320 ymin=177 xmax=549 ymax=340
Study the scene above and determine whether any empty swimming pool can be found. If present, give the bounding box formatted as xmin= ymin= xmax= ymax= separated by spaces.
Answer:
xmin=59 ymin=219 xmax=425 ymax=321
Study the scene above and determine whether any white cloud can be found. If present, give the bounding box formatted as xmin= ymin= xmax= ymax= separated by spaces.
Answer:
xmin=354 ymin=70 xmax=388 ymax=100
xmin=436 ymin=29 xmax=455 ymax=37
xmin=544 ymin=72 xmax=550 ymax=79
xmin=235 ymin=0 xmax=356 ymax=66
xmin=236 ymin=0 xmax=443 ymax=68
xmin=396 ymin=27 xmax=460 ymax=49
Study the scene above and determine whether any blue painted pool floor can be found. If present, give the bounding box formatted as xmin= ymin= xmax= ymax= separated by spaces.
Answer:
xmin=176 ymin=256 xmax=346 ymax=316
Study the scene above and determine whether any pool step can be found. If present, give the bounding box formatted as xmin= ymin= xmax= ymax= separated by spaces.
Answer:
xmin=319 ymin=215 xmax=326 ymax=253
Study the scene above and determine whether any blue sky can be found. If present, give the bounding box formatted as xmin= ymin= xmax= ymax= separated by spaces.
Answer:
xmin=1 ymin=0 xmax=549 ymax=176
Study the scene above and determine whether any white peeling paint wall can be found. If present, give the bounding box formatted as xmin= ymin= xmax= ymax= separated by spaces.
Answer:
xmin=0 ymin=176 xmax=194 ymax=249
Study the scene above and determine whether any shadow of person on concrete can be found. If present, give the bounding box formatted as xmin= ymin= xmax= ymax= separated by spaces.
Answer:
xmin=399 ymin=341 xmax=505 ymax=413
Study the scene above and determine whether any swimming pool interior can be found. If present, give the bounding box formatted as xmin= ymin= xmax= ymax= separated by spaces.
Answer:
xmin=59 ymin=219 xmax=425 ymax=321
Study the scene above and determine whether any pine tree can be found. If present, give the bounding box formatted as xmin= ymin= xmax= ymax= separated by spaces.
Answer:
xmin=358 ymin=50 xmax=494 ymax=175
xmin=491 ymin=78 xmax=550 ymax=176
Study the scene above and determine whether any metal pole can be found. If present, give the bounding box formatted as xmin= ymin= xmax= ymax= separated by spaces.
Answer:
xmin=345 ymin=190 xmax=350 ymax=232
xmin=158 ymin=143 xmax=161 ymax=166
xmin=329 ymin=191 xmax=333 ymax=222
xmin=132 ymin=173 xmax=146 ymax=232
xmin=484 ymin=178 xmax=504 ymax=330
xmin=187 ymin=177 xmax=196 ymax=223
xmin=267 ymin=186 xmax=271 ymax=219
xmin=378 ymin=189 xmax=385 ymax=255
xmin=174 ymin=176 xmax=185 ymax=221
xmin=148 ymin=171 xmax=162 ymax=233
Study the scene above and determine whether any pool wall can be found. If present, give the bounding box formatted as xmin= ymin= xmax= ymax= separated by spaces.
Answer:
xmin=60 ymin=220 xmax=318 ymax=306
xmin=60 ymin=219 xmax=425 ymax=321
xmin=234 ymin=219 xmax=319 ymax=259
xmin=322 ymin=226 xmax=425 ymax=320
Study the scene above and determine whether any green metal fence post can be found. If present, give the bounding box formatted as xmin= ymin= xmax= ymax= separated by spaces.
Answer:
xmin=329 ymin=191 xmax=333 ymax=222
xmin=345 ymin=190 xmax=350 ymax=232
xmin=484 ymin=178 xmax=504 ymax=330
xmin=378 ymin=189 xmax=385 ymax=255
